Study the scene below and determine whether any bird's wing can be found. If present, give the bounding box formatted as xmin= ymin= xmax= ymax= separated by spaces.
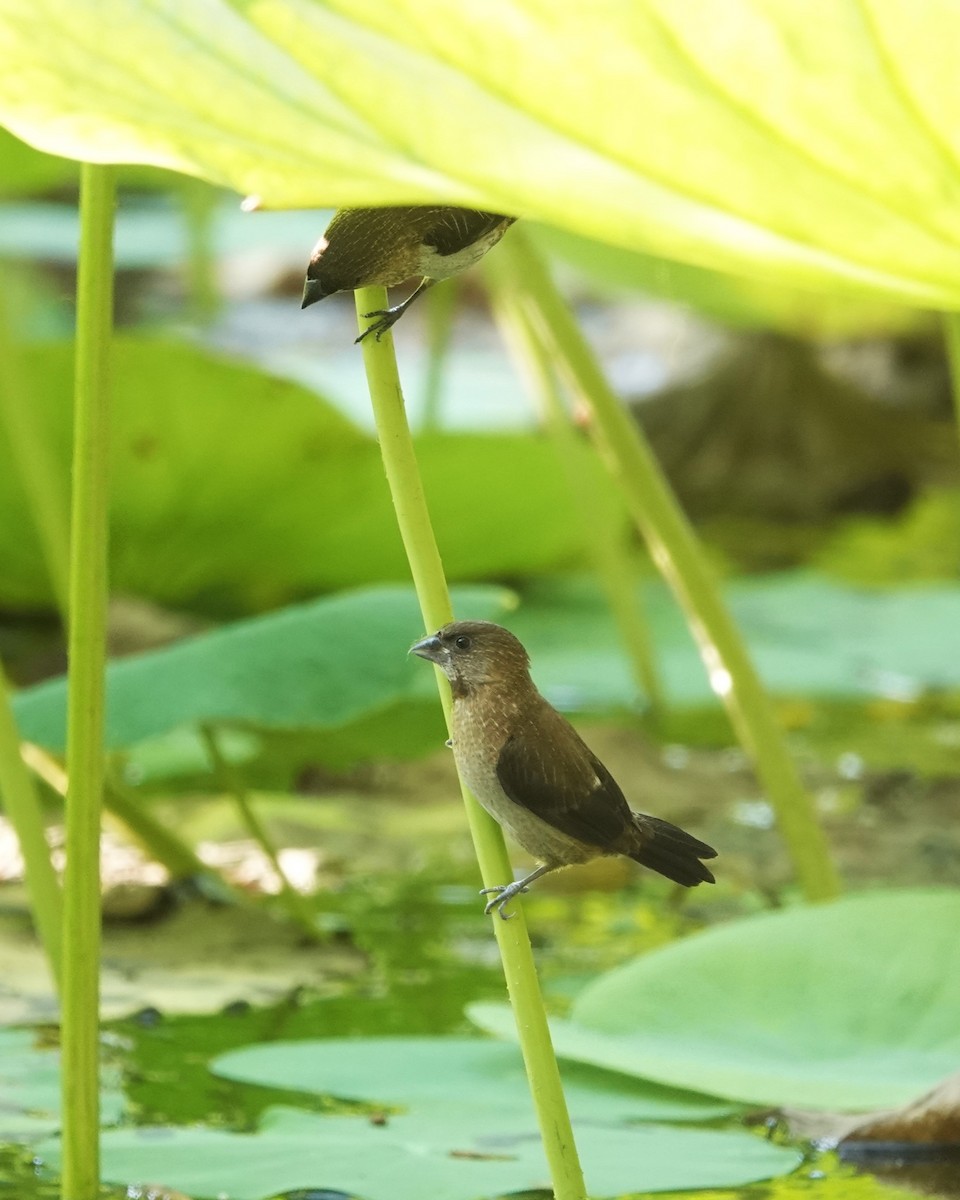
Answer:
xmin=422 ymin=209 xmax=509 ymax=256
xmin=495 ymin=720 xmax=632 ymax=850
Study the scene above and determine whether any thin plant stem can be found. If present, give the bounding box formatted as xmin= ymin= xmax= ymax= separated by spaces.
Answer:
xmin=420 ymin=277 xmax=460 ymax=430
xmin=24 ymin=742 xmax=242 ymax=900
xmin=500 ymin=230 xmax=840 ymax=903
xmin=0 ymin=667 xmax=62 ymax=985
xmin=0 ymin=275 xmax=70 ymax=617
xmin=199 ymin=725 xmax=321 ymax=941
xmin=61 ymin=163 xmax=116 ymax=1200
xmin=37 ymin=742 xmax=309 ymax=918
xmin=27 ymin=742 xmax=296 ymax=926
xmin=355 ymin=287 xmax=587 ymax=1200
xmin=942 ymin=314 xmax=960 ymax=441
xmin=489 ymin=274 xmax=665 ymax=718
xmin=104 ymin=776 xmax=221 ymax=883
xmin=178 ymin=177 xmax=221 ymax=325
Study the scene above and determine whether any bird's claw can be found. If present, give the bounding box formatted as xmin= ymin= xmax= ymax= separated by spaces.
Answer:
xmin=480 ymin=882 xmax=529 ymax=920
xmin=355 ymin=307 xmax=403 ymax=344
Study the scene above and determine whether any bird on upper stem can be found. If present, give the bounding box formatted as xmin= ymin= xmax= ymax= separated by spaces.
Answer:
xmin=301 ymin=206 xmax=516 ymax=343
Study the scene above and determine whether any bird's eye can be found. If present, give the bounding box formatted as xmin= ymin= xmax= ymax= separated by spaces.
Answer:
xmin=454 ymin=634 xmax=472 ymax=651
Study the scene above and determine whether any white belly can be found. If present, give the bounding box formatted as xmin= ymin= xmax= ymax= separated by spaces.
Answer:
xmin=417 ymin=222 xmax=511 ymax=281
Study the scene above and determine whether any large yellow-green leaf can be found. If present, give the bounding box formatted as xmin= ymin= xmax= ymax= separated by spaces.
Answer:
xmin=2 ymin=3 xmax=960 ymax=305
xmin=529 ymin=225 xmax=926 ymax=338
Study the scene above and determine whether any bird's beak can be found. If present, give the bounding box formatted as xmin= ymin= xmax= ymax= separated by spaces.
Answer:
xmin=301 ymin=277 xmax=326 ymax=309
xmin=409 ymin=633 xmax=444 ymax=664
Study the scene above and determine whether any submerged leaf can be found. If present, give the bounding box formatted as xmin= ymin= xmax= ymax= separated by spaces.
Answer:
xmin=842 ymin=1069 xmax=960 ymax=1146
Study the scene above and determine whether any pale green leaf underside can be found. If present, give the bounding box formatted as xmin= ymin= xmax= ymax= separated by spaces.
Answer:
xmin=469 ymin=890 xmax=960 ymax=1110
xmin=2 ymin=2 xmax=960 ymax=304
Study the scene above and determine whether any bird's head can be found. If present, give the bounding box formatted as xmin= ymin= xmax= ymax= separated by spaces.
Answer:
xmin=409 ymin=620 xmax=530 ymax=695
xmin=302 ymin=207 xmax=422 ymax=308
xmin=301 ymin=227 xmax=367 ymax=308
xmin=301 ymin=235 xmax=340 ymax=308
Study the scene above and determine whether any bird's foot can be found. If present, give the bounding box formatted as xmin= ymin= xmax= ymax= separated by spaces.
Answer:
xmin=355 ymin=306 xmax=404 ymax=344
xmin=480 ymin=881 xmax=529 ymax=920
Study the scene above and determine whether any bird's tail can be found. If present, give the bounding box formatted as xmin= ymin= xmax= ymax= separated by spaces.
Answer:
xmin=630 ymin=815 xmax=717 ymax=887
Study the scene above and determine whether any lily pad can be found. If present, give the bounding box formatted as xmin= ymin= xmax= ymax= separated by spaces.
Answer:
xmin=469 ymin=890 xmax=960 ymax=1111
xmin=20 ymin=568 xmax=960 ymax=757
xmin=211 ymin=1036 xmax=735 ymax=1123
xmin=510 ymin=572 xmax=960 ymax=711
xmin=38 ymin=1103 xmax=800 ymax=1200
xmin=11 ymin=583 xmax=509 ymax=752
xmin=0 ymin=1029 xmax=124 ymax=1142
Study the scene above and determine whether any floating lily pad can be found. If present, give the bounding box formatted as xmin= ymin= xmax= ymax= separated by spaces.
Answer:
xmin=11 ymin=584 xmax=509 ymax=752
xmin=469 ymin=890 xmax=960 ymax=1111
xmin=211 ymin=1036 xmax=735 ymax=1124
xmin=510 ymin=572 xmax=960 ymax=711
xmin=0 ymin=1029 xmax=124 ymax=1142
xmin=38 ymin=1103 xmax=799 ymax=1200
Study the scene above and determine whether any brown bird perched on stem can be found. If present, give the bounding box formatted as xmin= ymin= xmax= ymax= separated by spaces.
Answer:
xmin=410 ymin=620 xmax=717 ymax=918
xmin=301 ymin=206 xmax=516 ymax=343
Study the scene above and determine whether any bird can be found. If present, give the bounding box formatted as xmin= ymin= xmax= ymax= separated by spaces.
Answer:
xmin=301 ymin=206 xmax=516 ymax=343
xmin=409 ymin=620 xmax=717 ymax=918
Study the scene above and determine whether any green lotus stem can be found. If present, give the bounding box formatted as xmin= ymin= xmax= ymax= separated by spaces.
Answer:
xmin=0 ymin=275 xmax=70 ymax=616
xmin=105 ymin=776 xmax=218 ymax=883
xmin=0 ymin=666 xmax=62 ymax=985
xmin=421 ymin=277 xmax=460 ymax=430
xmin=355 ymin=286 xmax=587 ymax=1200
xmin=101 ymin=755 xmax=228 ymax=886
xmin=61 ymin=163 xmax=115 ymax=1200
xmin=23 ymin=739 xmax=242 ymax=902
xmin=178 ymin=176 xmax=221 ymax=324
xmin=500 ymin=230 xmax=840 ymax=903
xmin=943 ymin=314 xmax=960 ymax=441
xmin=199 ymin=724 xmax=322 ymax=941
xmin=488 ymin=270 xmax=665 ymax=718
